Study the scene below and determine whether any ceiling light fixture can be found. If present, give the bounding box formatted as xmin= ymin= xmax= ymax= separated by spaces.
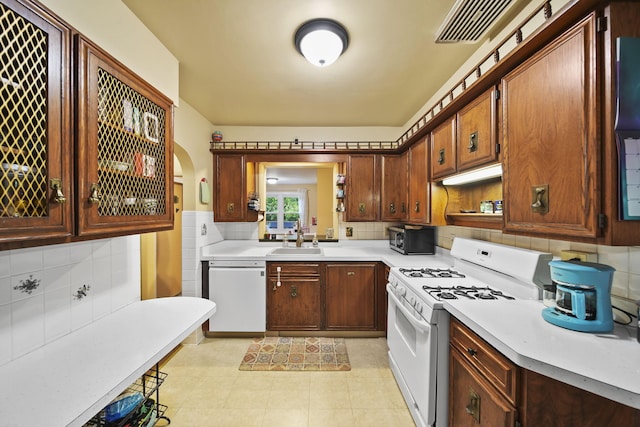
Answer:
xmin=266 ymin=177 xmax=279 ymax=185
xmin=294 ymin=18 xmax=349 ymax=67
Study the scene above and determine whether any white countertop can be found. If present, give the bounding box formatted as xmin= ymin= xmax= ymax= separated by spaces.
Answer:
xmin=201 ymin=239 xmax=453 ymax=266
xmin=0 ymin=296 xmax=216 ymax=427
xmin=445 ymin=299 xmax=640 ymax=409
xmin=202 ymin=240 xmax=640 ymax=409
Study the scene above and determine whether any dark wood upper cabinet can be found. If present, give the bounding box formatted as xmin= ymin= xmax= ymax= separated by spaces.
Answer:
xmin=431 ymin=117 xmax=457 ymax=180
xmin=0 ymin=0 xmax=73 ymax=248
xmin=345 ymin=154 xmax=380 ymax=221
xmin=431 ymin=87 xmax=498 ymax=182
xmin=0 ymin=0 xmax=175 ymax=249
xmin=502 ymin=14 xmax=598 ymax=239
xmin=213 ymin=154 xmax=257 ymax=222
xmin=408 ymin=137 xmax=430 ymax=224
xmin=457 ymin=87 xmax=499 ymax=172
xmin=75 ymin=36 xmax=174 ymax=237
xmin=380 ymin=152 xmax=408 ymax=222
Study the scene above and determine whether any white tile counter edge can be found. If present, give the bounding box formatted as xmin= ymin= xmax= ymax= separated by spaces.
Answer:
xmin=0 ymin=296 xmax=216 ymax=427
xmin=201 ymin=240 xmax=640 ymax=410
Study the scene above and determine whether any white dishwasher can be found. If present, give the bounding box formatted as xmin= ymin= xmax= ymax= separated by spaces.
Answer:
xmin=208 ymin=259 xmax=266 ymax=332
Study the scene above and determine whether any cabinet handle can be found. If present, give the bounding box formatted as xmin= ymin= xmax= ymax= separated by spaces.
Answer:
xmin=389 ymin=203 xmax=396 ymax=214
xmin=359 ymin=203 xmax=366 ymax=214
xmin=531 ymin=187 xmax=544 ymax=208
xmin=277 ymin=266 xmax=281 ymax=287
xmin=438 ymin=148 xmax=445 ymax=165
xmin=414 ymin=201 xmax=420 ymax=213
xmin=468 ymin=131 xmax=478 ymax=152
xmin=290 ymin=285 xmax=297 ymax=297
xmin=227 ymin=202 xmax=235 ymax=213
xmin=347 ymin=271 xmax=355 ymax=276
xmin=50 ymin=179 xmax=66 ymax=204
xmin=88 ymin=183 xmax=101 ymax=204
xmin=465 ymin=388 xmax=481 ymax=423
xmin=466 ymin=347 xmax=477 ymax=357
xmin=531 ymin=184 xmax=549 ymax=213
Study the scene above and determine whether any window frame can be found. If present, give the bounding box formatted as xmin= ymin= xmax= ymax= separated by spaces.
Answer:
xmin=265 ymin=192 xmax=301 ymax=233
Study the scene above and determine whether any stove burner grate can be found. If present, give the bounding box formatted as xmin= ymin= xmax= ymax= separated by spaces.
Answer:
xmin=421 ymin=285 xmax=515 ymax=301
xmin=399 ymin=267 xmax=466 ymax=279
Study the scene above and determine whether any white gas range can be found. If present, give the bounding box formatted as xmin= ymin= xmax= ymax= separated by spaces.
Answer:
xmin=386 ymin=237 xmax=553 ymax=427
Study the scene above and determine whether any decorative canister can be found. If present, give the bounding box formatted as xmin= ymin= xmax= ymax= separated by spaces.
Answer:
xmin=495 ymin=200 xmax=503 ymax=213
xmin=212 ymin=130 xmax=223 ymax=142
xmin=481 ymin=200 xmax=494 ymax=213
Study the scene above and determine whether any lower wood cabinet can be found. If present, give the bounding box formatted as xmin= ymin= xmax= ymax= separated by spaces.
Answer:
xmin=449 ymin=318 xmax=517 ymax=426
xmin=449 ymin=349 xmax=517 ymax=427
xmin=267 ymin=261 xmax=386 ymax=332
xmin=449 ymin=317 xmax=640 ymax=426
xmin=325 ymin=263 xmax=376 ymax=330
xmin=267 ymin=263 xmax=321 ymax=330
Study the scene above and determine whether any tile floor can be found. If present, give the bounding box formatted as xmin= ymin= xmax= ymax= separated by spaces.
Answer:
xmin=157 ymin=337 xmax=415 ymax=427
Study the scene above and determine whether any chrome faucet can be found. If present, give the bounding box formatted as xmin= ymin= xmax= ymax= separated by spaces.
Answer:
xmin=296 ymin=219 xmax=304 ymax=247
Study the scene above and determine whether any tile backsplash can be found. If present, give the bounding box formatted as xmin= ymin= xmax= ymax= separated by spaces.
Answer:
xmin=323 ymin=222 xmax=640 ymax=301
xmin=436 ymin=226 xmax=640 ymax=302
xmin=0 ymin=236 xmax=141 ymax=366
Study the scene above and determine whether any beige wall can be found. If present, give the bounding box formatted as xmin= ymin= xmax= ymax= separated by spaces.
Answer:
xmin=174 ymin=100 xmax=216 ymax=212
xmin=216 ymin=126 xmax=401 ymax=143
xmin=401 ymin=0 xmax=572 ymax=130
xmin=316 ymin=168 xmax=334 ymax=234
xmin=40 ymin=0 xmax=179 ymax=104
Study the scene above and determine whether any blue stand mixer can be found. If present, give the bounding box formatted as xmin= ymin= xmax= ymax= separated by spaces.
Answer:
xmin=542 ymin=260 xmax=615 ymax=333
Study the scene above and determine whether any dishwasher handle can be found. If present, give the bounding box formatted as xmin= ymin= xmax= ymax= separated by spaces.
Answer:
xmin=209 ymin=260 xmax=266 ymax=268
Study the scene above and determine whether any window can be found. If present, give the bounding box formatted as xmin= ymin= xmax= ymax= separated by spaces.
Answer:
xmin=265 ymin=192 xmax=300 ymax=232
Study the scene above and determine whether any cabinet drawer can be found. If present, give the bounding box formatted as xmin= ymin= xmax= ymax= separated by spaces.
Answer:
xmin=450 ymin=318 xmax=518 ymax=404
xmin=267 ymin=262 xmax=320 ymax=277
xmin=449 ymin=347 xmax=517 ymax=427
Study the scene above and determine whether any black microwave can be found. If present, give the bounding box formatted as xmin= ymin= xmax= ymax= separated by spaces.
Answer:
xmin=388 ymin=225 xmax=436 ymax=255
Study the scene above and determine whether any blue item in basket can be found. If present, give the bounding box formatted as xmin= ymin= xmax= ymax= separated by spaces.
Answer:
xmin=104 ymin=392 xmax=144 ymax=422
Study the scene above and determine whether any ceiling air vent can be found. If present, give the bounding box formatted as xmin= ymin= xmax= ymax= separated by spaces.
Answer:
xmin=435 ymin=0 xmax=514 ymax=43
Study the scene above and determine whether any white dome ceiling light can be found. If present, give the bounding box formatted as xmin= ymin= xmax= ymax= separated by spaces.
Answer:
xmin=294 ymin=19 xmax=349 ymax=67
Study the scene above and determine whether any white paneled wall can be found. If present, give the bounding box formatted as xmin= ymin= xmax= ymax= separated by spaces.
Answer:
xmin=180 ymin=210 xmax=227 ymax=344
xmin=0 ymin=236 xmax=141 ymax=366
xmin=181 ymin=210 xmax=223 ymax=299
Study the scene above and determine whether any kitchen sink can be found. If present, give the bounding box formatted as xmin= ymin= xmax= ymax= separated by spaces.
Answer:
xmin=268 ymin=247 xmax=323 ymax=256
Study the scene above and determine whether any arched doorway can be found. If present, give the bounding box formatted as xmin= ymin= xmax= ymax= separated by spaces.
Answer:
xmin=141 ymin=142 xmax=196 ymax=299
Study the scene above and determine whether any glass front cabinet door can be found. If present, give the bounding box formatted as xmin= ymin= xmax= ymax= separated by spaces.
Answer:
xmin=75 ymin=36 xmax=174 ymax=237
xmin=0 ymin=0 xmax=73 ymax=246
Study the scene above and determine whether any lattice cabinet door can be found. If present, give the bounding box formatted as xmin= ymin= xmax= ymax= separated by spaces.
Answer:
xmin=75 ymin=36 xmax=174 ymax=236
xmin=0 ymin=0 xmax=73 ymax=247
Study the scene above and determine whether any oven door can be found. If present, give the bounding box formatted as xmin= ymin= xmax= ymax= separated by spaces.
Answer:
xmin=386 ymin=285 xmax=437 ymax=427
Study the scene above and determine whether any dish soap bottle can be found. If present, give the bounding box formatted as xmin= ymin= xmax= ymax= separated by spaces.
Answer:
xmin=312 ymin=233 xmax=319 ymax=248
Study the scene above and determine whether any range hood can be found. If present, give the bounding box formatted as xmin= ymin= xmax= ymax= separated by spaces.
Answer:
xmin=435 ymin=0 xmax=514 ymax=43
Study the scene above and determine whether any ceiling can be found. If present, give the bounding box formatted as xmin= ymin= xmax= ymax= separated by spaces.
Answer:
xmin=121 ymin=0 xmax=524 ymax=128
xmin=266 ymin=167 xmax=318 ymax=186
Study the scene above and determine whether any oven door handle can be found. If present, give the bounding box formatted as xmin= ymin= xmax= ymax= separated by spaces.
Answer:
xmin=387 ymin=284 xmax=431 ymax=333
